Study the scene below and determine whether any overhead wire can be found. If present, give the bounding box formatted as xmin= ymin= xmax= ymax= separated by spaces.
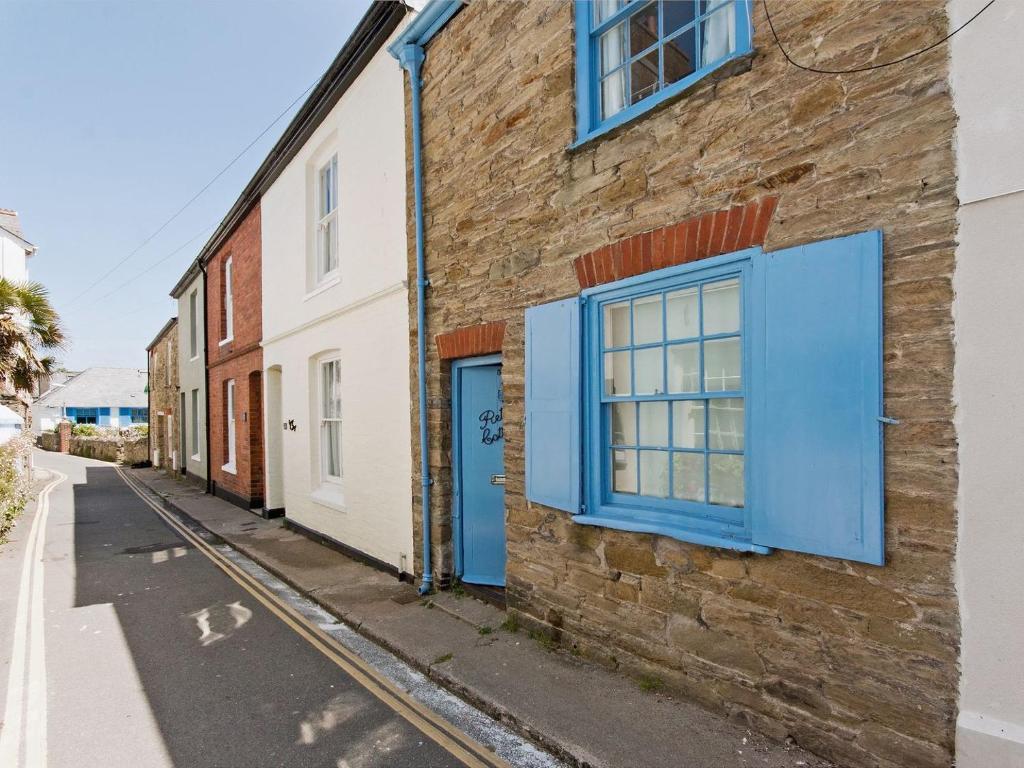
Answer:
xmin=66 ymin=72 xmax=325 ymax=306
xmin=763 ymin=0 xmax=995 ymax=75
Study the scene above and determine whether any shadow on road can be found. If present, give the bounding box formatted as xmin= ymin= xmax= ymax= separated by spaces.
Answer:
xmin=70 ymin=466 xmax=463 ymax=768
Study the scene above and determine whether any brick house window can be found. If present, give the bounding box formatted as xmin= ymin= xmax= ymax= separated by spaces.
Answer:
xmin=221 ymin=256 xmax=234 ymax=343
xmin=189 ymin=289 xmax=198 ymax=359
xmin=316 ymin=155 xmax=339 ymax=284
xmin=223 ymin=378 xmax=236 ymax=473
xmin=319 ymin=358 xmax=342 ymax=482
xmin=574 ymin=0 xmax=752 ymax=143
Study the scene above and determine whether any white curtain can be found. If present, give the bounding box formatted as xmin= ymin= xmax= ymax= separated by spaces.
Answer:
xmin=600 ymin=25 xmax=627 ymax=118
xmin=701 ymin=0 xmax=736 ymax=66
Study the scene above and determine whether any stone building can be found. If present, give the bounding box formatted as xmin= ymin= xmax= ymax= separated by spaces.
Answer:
xmin=146 ymin=317 xmax=179 ymax=474
xmin=392 ymin=1 xmax=961 ymax=766
xmin=201 ymin=202 xmax=265 ymax=511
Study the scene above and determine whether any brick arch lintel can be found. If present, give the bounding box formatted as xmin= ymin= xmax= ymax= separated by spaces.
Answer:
xmin=436 ymin=320 xmax=506 ymax=361
xmin=573 ymin=196 xmax=779 ymax=290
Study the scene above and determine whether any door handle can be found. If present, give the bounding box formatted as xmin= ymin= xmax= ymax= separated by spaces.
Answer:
xmin=490 ymin=474 xmax=506 ymax=486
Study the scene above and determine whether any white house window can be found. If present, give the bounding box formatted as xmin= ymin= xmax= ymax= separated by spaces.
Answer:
xmin=222 ymin=257 xmax=234 ymax=343
xmin=191 ymin=388 xmax=200 ymax=460
xmin=316 ymin=156 xmax=339 ymax=283
xmin=223 ymin=379 xmax=236 ymax=473
xmin=319 ymin=358 xmax=342 ymax=481
xmin=189 ymin=289 xmax=198 ymax=359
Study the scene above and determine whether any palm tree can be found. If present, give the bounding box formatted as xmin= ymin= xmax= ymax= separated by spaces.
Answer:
xmin=0 ymin=279 xmax=65 ymax=394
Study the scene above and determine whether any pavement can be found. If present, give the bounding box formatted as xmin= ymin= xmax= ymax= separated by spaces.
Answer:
xmin=129 ymin=464 xmax=829 ymax=768
xmin=0 ymin=450 xmax=557 ymax=768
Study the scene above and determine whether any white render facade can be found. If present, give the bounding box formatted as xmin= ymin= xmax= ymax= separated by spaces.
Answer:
xmin=951 ymin=0 xmax=1024 ymax=764
xmin=260 ymin=21 xmax=413 ymax=573
xmin=173 ymin=266 xmax=208 ymax=484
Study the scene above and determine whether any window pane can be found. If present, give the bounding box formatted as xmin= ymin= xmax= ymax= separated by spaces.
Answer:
xmin=634 ymin=347 xmax=663 ymax=395
xmin=599 ymin=23 xmax=627 ymax=75
xmin=638 ymin=401 xmax=668 ymax=446
xmin=324 ymin=421 xmax=342 ymax=478
xmin=672 ymin=451 xmax=704 ymax=502
xmin=629 ymin=2 xmax=659 ymax=54
xmin=702 ymin=278 xmax=739 ymax=334
xmin=611 ymin=402 xmax=637 ymax=445
xmin=709 ymin=453 xmax=743 ymax=507
xmin=612 ymin=449 xmax=638 ymax=494
xmin=700 ymin=0 xmax=737 ymax=67
xmin=663 ymin=0 xmax=697 ymax=35
xmin=632 ymin=294 xmax=662 ymax=344
xmin=708 ymin=398 xmax=743 ymax=450
xmin=639 ymin=450 xmax=669 ymax=498
xmin=594 ymin=0 xmax=628 ymax=24
xmin=601 ymin=69 xmax=628 ymax=120
xmin=603 ymin=301 xmax=630 ymax=347
xmin=663 ymin=7 xmax=696 ymax=85
xmin=666 ymin=286 xmax=698 ymax=339
xmin=630 ymin=49 xmax=659 ymax=105
xmin=604 ymin=351 xmax=632 ymax=395
xmin=671 ymin=400 xmax=705 ymax=448
xmin=667 ymin=342 xmax=699 ymax=393
xmin=704 ymin=337 xmax=741 ymax=391
xmin=600 ymin=23 xmax=628 ymax=119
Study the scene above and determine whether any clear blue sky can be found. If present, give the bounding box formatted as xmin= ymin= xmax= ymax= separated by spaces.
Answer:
xmin=0 ymin=0 xmax=374 ymax=371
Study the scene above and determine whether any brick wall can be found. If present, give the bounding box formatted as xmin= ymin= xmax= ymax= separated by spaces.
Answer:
xmin=148 ymin=319 xmax=178 ymax=475
xmin=406 ymin=2 xmax=959 ymax=767
xmin=206 ymin=202 xmax=264 ymax=508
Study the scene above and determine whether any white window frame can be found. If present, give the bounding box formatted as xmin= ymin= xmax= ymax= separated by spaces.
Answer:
xmin=221 ymin=257 xmax=234 ymax=345
xmin=318 ymin=357 xmax=343 ymax=484
xmin=189 ymin=289 xmax=198 ymax=359
xmin=222 ymin=379 xmax=236 ymax=473
xmin=315 ymin=155 xmax=339 ymax=285
xmin=190 ymin=388 xmax=200 ymax=461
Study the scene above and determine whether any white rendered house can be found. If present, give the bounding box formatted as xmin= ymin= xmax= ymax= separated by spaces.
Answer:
xmin=258 ymin=2 xmax=414 ymax=574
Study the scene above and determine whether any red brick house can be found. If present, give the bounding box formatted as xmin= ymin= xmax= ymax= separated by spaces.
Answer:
xmin=201 ymin=201 xmax=264 ymax=511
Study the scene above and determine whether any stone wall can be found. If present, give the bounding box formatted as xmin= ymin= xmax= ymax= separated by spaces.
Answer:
xmin=406 ymin=2 xmax=959 ymax=766
xmin=147 ymin=318 xmax=179 ymax=475
xmin=39 ymin=431 xmax=148 ymax=465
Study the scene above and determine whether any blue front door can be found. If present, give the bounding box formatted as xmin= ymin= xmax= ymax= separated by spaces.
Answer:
xmin=457 ymin=363 xmax=506 ymax=586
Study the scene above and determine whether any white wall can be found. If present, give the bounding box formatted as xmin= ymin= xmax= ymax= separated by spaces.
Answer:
xmin=951 ymin=1 xmax=1024 ymax=765
xmin=176 ymin=272 xmax=207 ymax=480
xmin=0 ymin=233 xmax=29 ymax=283
xmin=260 ymin=29 xmax=413 ymax=571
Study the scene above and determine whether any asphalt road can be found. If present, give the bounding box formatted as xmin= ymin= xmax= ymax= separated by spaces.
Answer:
xmin=0 ymin=450 xmax=535 ymax=768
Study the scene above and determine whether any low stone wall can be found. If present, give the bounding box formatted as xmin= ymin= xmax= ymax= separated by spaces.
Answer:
xmin=37 ymin=430 xmax=148 ymax=466
xmin=70 ymin=435 xmax=148 ymax=465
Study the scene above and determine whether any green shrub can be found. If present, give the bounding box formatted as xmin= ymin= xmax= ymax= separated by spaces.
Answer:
xmin=0 ymin=432 xmax=33 ymax=543
xmin=72 ymin=423 xmax=99 ymax=436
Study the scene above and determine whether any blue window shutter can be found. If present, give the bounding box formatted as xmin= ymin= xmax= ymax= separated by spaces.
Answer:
xmin=750 ymin=231 xmax=884 ymax=565
xmin=525 ymin=297 xmax=581 ymax=513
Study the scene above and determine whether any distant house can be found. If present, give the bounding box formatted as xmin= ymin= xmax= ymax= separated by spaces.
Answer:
xmin=0 ymin=208 xmax=35 ymax=283
xmin=0 ymin=208 xmax=38 ymax=425
xmin=33 ymin=367 xmax=148 ymax=434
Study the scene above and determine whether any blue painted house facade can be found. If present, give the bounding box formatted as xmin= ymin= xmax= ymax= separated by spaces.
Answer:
xmin=393 ymin=2 xmax=961 ymax=766
xmin=33 ymin=367 xmax=148 ymax=433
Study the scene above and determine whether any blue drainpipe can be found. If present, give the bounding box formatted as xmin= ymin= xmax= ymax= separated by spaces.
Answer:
xmin=397 ymin=43 xmax=433 ymax=595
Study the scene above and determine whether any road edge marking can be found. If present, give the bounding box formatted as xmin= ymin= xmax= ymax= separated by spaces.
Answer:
xmin=116 ymin=468 xmax=512 ymax=768
xmin=0 ymin=469 xmax=65 ymax=768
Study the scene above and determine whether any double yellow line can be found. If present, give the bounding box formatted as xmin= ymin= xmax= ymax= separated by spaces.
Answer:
xmin=116 ymin=467 xmax=511 ymax=768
